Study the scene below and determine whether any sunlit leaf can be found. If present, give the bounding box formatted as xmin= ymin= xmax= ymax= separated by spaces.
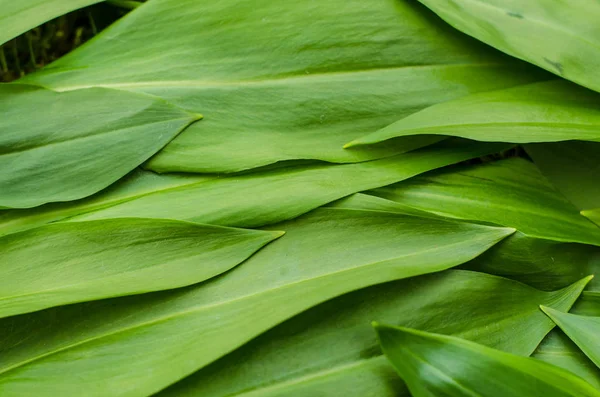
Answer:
xmin=375 ymin=324 xmax=600 ymax=397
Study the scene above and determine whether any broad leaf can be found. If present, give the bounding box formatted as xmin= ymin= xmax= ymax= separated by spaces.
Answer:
xmin=30 ymin=140 xmax=510 ymax=229
xmin=0 ymin=218 xmax=282 ymax=318
xmin=23 ymin=0 xmax=545 ymax=172
xmin=526 ymin=141 xmax=600 ymax=211
xmin=157 ymin=271 xmax=590 ymax=397
xmin=375 ymin=324 xmax=600 ymax=397
xmin=0 ymin=84 xmax=199 ymax=208
xmin=542 ymin=306 xmax=600 ymax=369
xmin=0 ymin=0 xmax=104 ymax=45
xmin=367 ymin=157 xmax=600 ymax=246
xmin=0 ymin=208 xmax=513 ymax=397
xmin=0 ymin=169 xmax=211 ymax=237
xmin=415 ymin=0 xmax=600 ymax=92
xmin=346 ymin=80 xmax=600 ymax=147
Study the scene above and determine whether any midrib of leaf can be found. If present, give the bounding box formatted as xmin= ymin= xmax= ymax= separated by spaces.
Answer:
xmin=0 ymin=234 xmax=510 ymax=377
xmin=50 ymin=62 xmax=507 ymax=92
xmin=445 ymin=0 xmax=600 ymax=53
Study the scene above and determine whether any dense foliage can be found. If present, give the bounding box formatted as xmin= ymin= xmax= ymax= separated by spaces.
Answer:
xmin=0 ymin=0 xmax=599 ymax=396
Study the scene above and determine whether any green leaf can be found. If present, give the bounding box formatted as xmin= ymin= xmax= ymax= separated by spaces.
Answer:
xmin=156 ymin=271 xmax=591 ymax=397
xmin=346 ymin=80 xmax=600 ymax=147
xmin=0 ymin=84 xmax=200 ymax=208
xmin=583 ymin=209 xmax=600 ymax=228
xmin=0 ymin=218 xmax=282 ymax=318
xmin=0 ymin=139 xmax=510 ymax=233
xmin=534 ymin=293 xmax=600 ymax=388
xmin=0 ymin=208 xmax=513 ymax=397
xmin=0 ymin=169 xmax=211 ymax=237
xmin=374 ymin=324 xmax=600 ymax=397
xmin=367 ymin=157 xmax=600 ymax=246
xmin=0 ymin=0 xmax=104 ymax=45
xmin=526 ymin=141 xmax=600 ymax=211
xmin=542 ymin=306 xmax=600 ymax=369
xmin=22 ymin=0 xmax=545 ymax=172
xmin=415 ymin=0 xmax=600 ymax=93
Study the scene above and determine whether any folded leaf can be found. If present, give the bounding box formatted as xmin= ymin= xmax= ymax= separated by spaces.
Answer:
xmin=374 ymin=324 xmax=600 ymax=397
xmin=57 ymin=140 xmax=511 ymax=229
xmin=542 ymin=306 xmax=600 ymax=369
xmin=0 ymin=208 xmax=513 ymax=397
xmin=0 ymin=0 xmax=104 ymax=45
xmin=0 ymin=84 xmax=200 ymax=208
xmin=346 ymin=80 xmax=600 ymax=147
xmin=156 ymin=271 xmax=590 ymax=397
xmin=415 ymin=0 xmax=600 ymax=93
xmin=23 ymin=0 xmax=545 ymax=172
xmin=0 ymin=218 xmax=282 ymax=318
xmin=367 ymin=157 xmax=600 ymax=246
xmin=526 ymin=141 xmax=600 ymax=211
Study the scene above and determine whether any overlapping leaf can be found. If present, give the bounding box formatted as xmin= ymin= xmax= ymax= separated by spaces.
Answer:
xmin=415 ymin=0 xmax=600 ymax=92
xmin=0 ymin=0 xmax=104 ymax=45
xmin=21 ymin=0 xmax=545 ymax=172
xmin=375 ymin=324 xmax=600 ymax=397
xmin=346 ymin=80 xmax=600 ymax=148
xmin=0 ymin=140 xmax=511 ymax=235
xmin=0 ymin=208 xmax=513 ymax=397
xmin=157 ymin=271 xmax=590 ymax=397
xmin=0 ymin=84 xmax=200 ymax=208
xmin=0 ymin=218 xmax=282 ymax=318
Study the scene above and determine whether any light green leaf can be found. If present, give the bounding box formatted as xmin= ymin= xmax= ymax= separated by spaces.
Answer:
xmin=367 ymin=157 xmax=600 ymax=246
xmin=415 ymin=0 xmax=600 ymax=93
xmin=157 ymin=271 xmax=591 ymax=397
xmin=39 ymin=140 xmax=511 ymax=230
xmin=23 ymin=0 xmax=545 ymax=172
xmin=0 ymin=218 xmax=282 ymax=318
xmin=346 ymin=80 xmax=600 ymax=147
xmin=374 ymin=324 xmax=600 ymax=397
xmin=583 ymin=209 xmax=600 ymax=228
xmin=0 ymin=208 xmax=513 ymax=397
xmin=526 ymin=141 xmax=600 ymax=211
xmin=0 ymin=84 xmax=199 ymax=208
xmin=534 ymin=292 xmax=600 ymax=388
xmin=0 ymin=0 xmax=104 ymax=45
xmin=0 ymin=169 xmax=211 ymax=238
xmin=542 ymin=306 xmax=600 ymax=369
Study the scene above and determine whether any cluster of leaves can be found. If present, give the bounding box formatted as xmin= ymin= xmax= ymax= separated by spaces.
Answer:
xmin=1 ymin=0 xmax=599 ymax=396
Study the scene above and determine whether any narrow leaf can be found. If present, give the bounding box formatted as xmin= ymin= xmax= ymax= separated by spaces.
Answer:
xmin=374 ymin=324 xmax=600 ymax=397
xmin=0 ymin=218 xmax=282 ymax=318
xmin=346 ymin=80 xmax=600 ymax=148
xmin=0 ymin=208 xmax=513 ymax=397
xmin=584 ymin=209 xmax=600 ymax=228
xmin=0 ymin=84 xmax=200 ymax=208
xmin=157 ymin=271 xmax=591 ymax=397
xmin=542 ymin=306 xmax=600 ymax=369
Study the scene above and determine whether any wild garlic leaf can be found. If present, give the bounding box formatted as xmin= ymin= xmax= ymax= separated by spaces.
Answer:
xmin=375 ymin=324 xmax=600 ymax=397
xmin=0 ymin=84 xmax=199 ymax=208
xmin=0 ymin=218 xmax=282 ymax=318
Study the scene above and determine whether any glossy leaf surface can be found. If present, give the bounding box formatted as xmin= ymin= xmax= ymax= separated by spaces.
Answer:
xmin=375 ymin=324 xmax=600 ymax=397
